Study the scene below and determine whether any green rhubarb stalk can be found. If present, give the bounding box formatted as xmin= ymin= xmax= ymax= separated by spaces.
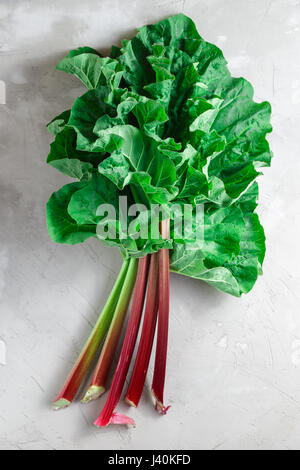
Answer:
xmin=53 ymin=259 xmax=130 ymax=410
xmin=82 ymin=257 xmax=138 ymax=403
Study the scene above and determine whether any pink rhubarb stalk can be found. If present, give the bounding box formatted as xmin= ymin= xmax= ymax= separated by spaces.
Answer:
xmin=152 ymin=219 xmax=170 ymax=414
xmin=94 ymin=256 xmax=150 ymax=427
xmin=125 ymin=252 xmax=159 ymax=408
xmin=53 ymin=260 xmax=130 ymax=410
xmin=82 ymin=258 xmax=138 ymax=403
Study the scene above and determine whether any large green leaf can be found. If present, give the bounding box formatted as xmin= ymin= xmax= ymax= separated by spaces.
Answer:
xmin=47 ymin=110 xmax=71 ymax=136
xmin=46 ymin=14 xmax=272 ymax=295
xmin=46 ymin=183 xmax=96 ymax=244
xmin=97 ymin=125 xmax=178 ymax=204
xmin=224 ymin=214 xmax=266 ymax=294
xmin=170 ymin=183 xmax=265 ymax=296
xmin=47 ymin=127 xmax=102 ymax=180
xmin=68 ymin=173 xmax=119 ymax=225
xmin=67 ymin=87 xmax=115 ymax=149
xmin=57 ymin=53 xmax=123 ymax=90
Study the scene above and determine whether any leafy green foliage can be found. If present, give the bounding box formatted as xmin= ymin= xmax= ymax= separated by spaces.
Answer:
xmin=46 ymin=15 xmax=272 ymax=296
xmin=47 ymin=182 xmax=96 ymax=244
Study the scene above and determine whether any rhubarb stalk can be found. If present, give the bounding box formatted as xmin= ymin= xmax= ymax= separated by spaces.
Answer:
xmin=125 ymin=252 xmax=159 ymax=408
xmin=53 ymin=260 xmax=130 ymax=410
xmin=94 ymin=256 xmax=150 ymax=427
xmin=152 ymin=219 xmax=170 ymax=414
xmin=82 ymin=257 xmax=138 ymax=403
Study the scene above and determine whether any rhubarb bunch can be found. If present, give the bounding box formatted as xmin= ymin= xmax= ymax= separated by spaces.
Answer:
xmin=46 ymin=14 xmax=272 ymax=428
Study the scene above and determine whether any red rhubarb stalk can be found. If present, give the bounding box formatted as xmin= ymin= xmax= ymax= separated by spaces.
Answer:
xmin=94 ymin=256 xmax=150 ymax=427
xmin=152 ymin=219 xmax=170 ymax=414
xmin=125 ymin=252 xmax=159 ymax=408
xmin=82 ymin=257 xmax=138 ymax=403
xmin=53 ymin=260 xmax=130 ymax=410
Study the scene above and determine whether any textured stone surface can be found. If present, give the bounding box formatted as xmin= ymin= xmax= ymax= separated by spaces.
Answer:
xmin=0 ymin=0 xmax=299 ymax=451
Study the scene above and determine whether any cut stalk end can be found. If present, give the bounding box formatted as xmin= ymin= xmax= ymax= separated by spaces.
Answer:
xmin=81 ymin=385 xmax=105 ymax=404
xmin=152 ymin=389 xmax=170 ymax=415
xmin=125 ymin=397 xmax=138 ymax=408
xmin=53 ymin=398 xmax=71 ymax=411
xmin=94 ymin=412 xmax=136 ymax=428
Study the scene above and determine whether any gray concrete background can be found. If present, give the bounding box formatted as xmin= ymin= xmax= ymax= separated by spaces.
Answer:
xmin=0 ymin=0 xmax=299 ymax=451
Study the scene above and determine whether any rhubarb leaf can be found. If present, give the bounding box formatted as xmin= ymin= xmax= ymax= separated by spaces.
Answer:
xmin=224 ymin=213 xmax=265 ymax=294
xmin=57 ymin=53 xmax=123 ymax=90
xmin=62 ymin=46 xmax=102 ymax=58
xmin=47 ymin=127 xmax=103 ymax=180
xmin=98 ymin=152 xmax=132 ymax=190
xmin=67 ymin=173 xmax=119 ymax=225
xmin=47 ymin=110 xmax=71 ymax=136
xmin=46 ymin=13 xmax=272 ymax=295
xmin=170 ymin=183 xmax=265 ymax=296
xmin=68 ymin=87 xmax=115 ymax=149
xmin=47 ymin=183 xmax=96 ymax=244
